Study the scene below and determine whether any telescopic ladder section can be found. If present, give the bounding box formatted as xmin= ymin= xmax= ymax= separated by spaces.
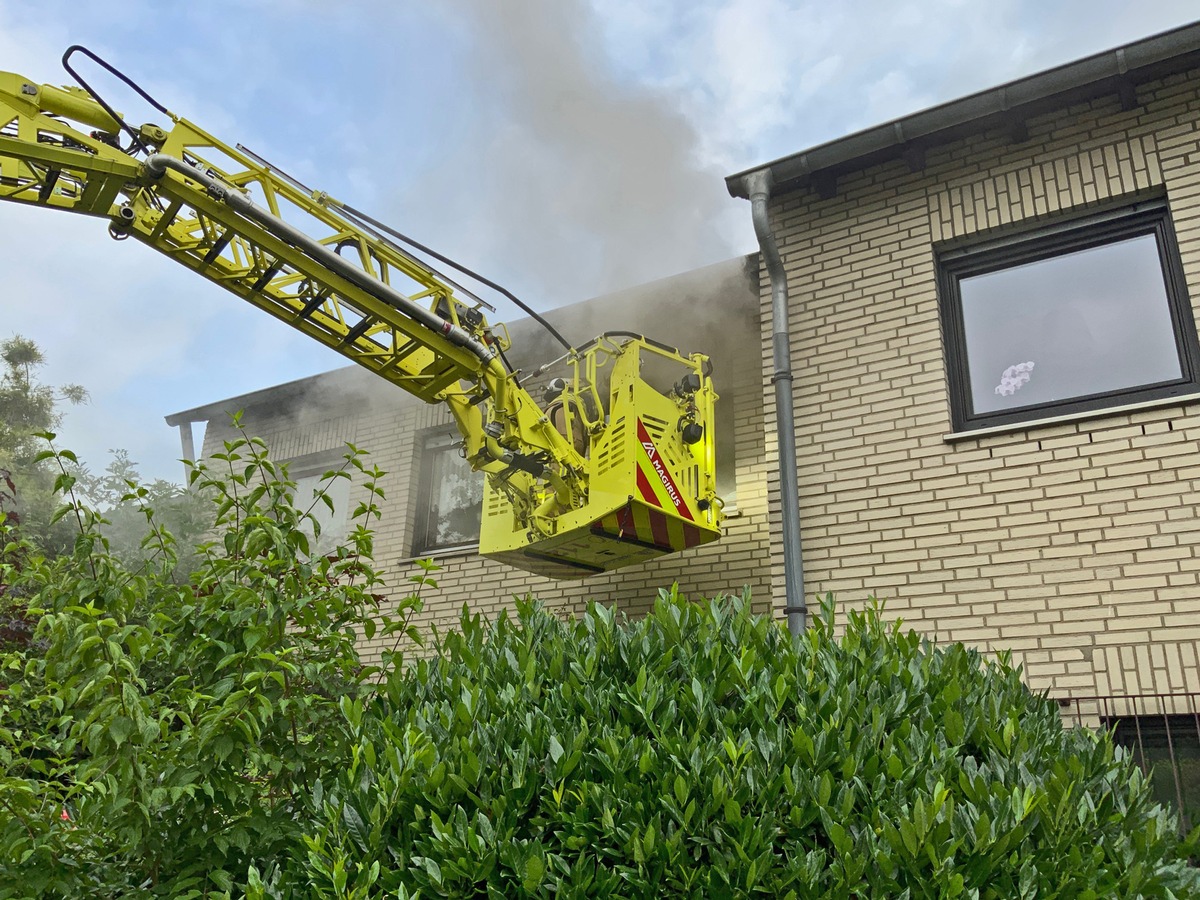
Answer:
xmin=0 ymin=70 xmax=723 ymax=577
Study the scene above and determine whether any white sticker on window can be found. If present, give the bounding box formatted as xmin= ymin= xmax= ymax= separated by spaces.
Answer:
xmin=994 ymin=361 xmax=1035 ymax=397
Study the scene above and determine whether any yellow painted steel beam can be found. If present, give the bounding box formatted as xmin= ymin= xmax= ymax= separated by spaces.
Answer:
xmin=0 ymin=66 xmax=724 ymax=575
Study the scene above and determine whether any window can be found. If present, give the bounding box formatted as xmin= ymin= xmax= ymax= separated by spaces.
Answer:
xmin=290 ymin=453 xmax=352 ymax=555
xmin=1060 ymin=696 xmax=1200 ymax=834
xmin=938 ymin=202 xmax=1200 ymax=431
xmin=413 ymin=431 xmax=483 ymax=553
xmin=1110 ymin=714 xmax=1200 ymax=832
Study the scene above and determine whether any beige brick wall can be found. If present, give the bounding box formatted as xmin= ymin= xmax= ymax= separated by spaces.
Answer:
xmin=764 ymin=67 xmax=1200 ymax=695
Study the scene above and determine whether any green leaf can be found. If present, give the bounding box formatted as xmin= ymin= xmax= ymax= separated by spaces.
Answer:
xmin=423 ymin=857 xmax=443 ymax=886
xmin=343 ymin=802 xmax=369 ymax=853
xmin=109 ymin=715 xmax=135 ymax=747
xmin=673 ymin=773 xmax=688 ymax=807
xmin=793 ymin=728 xmax=814 ymax=763
xmin=944 ymin=709 xmax=965 ymax=746
xmin=209 ymin=869 xmax=233 ymax=892
xmin=828 ymin=821 xmax=851 ymax=856
xmin=522 ymin=856 xmax=544 ymax=893
xmin=974 ymin=809 xmax=991 ymax=844
xmin=639 ymin=747 xmax=654 ymax=775
xmin=818 ymin=771 xmax=833 ymax=807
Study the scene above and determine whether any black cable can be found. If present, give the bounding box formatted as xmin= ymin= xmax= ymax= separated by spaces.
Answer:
xmin=337 ymin=200 xmax=574 ymax=353
xmin=498 ymin=346 xmax=516 ymax=375
xmin=61 ymin=45 xmax=171 ymax=155
xmin=574 ymin=330 xmax=680 ymax=356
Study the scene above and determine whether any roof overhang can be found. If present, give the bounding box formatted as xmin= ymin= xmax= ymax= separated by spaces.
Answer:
xmin=164 ymin=365 xmax=384 ymax=426
xmin=726 ymin=21 xmax=1200 ymax=200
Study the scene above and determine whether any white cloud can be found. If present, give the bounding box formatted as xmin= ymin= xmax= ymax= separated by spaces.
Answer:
xmin=595 ymin=0 xmax=1200 ymax=171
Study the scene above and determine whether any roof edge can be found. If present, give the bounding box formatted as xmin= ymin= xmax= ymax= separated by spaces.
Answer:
xmin=164 ymin=366 xmax=371 ymax=426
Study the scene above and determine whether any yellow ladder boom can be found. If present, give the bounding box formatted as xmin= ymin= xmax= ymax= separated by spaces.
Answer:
xmin=0 ymin=60 xmax=723 ymax=577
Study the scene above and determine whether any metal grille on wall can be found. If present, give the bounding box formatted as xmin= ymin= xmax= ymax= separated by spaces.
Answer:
xmin=1058 ymin=692 xmax=1200 ymax=833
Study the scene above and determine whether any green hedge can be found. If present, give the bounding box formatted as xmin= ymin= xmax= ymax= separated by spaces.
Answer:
xmin=286 ymin=592 xmax=1199 ymax=898
xmin=3 ymin=433 xmax=1196 ymax=898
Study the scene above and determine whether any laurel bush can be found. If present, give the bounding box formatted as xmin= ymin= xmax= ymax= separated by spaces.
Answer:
xmin=0 ymin=429 xmax=419 ymax=899
xmin=277 ymin=593 xmax=1199 ymax=898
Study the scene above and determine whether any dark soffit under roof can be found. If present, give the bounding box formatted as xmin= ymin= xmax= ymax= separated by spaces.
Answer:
xmin=725 ymin=20 xmax=1200 ymax=200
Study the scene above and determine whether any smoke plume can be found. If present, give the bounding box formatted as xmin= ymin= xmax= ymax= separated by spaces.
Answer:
xmin=396 ymin=0 xmax=740 ymax=311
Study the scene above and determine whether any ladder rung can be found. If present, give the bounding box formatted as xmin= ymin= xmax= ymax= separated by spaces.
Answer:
xmin=149 ymin=197 xmax=183 ymax=242
xmin=250 ymin=260 xmax=283 ymax=292
xmin=298 ymin=290 xmax=330 ymax=319
xmin=343 ymin=317 xmax=373 ymax=344
xmin=425 ymin=362 xmax=467 ymax=395
xmin=202 ymin=230 xmax=232 ymax=265
xmin=38 ymin=168 xmax=60 ymax=202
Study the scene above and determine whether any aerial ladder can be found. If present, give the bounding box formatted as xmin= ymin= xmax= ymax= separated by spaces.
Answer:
xmin=0 ymin=48 xmax=723 ymax=578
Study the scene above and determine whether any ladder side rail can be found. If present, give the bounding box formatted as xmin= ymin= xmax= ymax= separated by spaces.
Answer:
xmin=0 ymin=73 xmax=591 ymax=527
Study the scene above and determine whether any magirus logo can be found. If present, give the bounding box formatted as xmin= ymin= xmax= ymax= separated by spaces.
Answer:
xmin=636 ymin=419 xmax=692 ymax=520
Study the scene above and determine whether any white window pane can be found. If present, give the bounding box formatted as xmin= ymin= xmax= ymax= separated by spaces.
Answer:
xmin=295 ymin=472 xmax=351 ymax=551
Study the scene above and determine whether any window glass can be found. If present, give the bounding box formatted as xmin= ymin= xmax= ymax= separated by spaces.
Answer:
xmin=1110 ymin=715 xmax=1200 ymax=832
xmin=939 ymin=204 xmax=1200 ymax=430
xmin=960 ymin=235 xmax=1181 ymax=415
xmin=294 ymin=470 xmax=351 ymax=554
xmin=416 ymin=432 xmax=482 ymax=552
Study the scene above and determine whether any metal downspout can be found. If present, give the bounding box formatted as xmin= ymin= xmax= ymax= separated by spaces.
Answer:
xmin=746 ymin=171 xmax=806 ymax=635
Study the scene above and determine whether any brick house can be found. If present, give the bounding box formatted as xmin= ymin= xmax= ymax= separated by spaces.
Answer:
xmin=170 ymin=22 xmax=1200 ymax=821
xmin=721 ymin=21 xmax=1200 ymax=818
xmin=167 ymin=256 xmax=775 ymax=655
xmin=724 ymin=20 xmax=1200 ymax=696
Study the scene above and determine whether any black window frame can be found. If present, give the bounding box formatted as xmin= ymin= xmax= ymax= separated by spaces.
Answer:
xmin=938 ymin=200 xmax=1200 ymax=432
xmin=412 ymin=430 xmax=483 ymax=555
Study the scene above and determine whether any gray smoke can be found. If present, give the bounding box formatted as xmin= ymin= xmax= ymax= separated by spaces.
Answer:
xmin=251 ymin=2 xmax=758 ymax=472
xmin=397 ymin=0 xmax=740 ymax=310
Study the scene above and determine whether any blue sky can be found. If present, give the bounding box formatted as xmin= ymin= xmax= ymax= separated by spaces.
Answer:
xmin=1 ymin=0 xmax=1196 ymax=481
